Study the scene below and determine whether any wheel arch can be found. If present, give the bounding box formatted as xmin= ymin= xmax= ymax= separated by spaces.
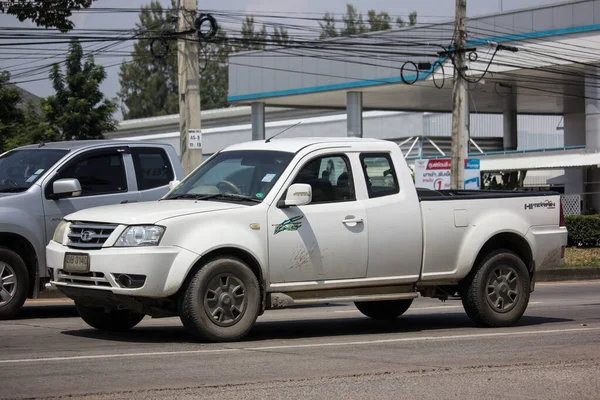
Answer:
xmin=0 ymin=233 xmax=37 ymax=297
xmin=472 ymin=232 xmax=534 ymax=277
xmin=179 ymin=246 xmax=267 ymax=315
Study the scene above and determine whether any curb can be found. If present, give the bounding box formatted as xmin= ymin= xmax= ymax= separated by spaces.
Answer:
xmin=536 ymin=267 xmax=600 ymax=282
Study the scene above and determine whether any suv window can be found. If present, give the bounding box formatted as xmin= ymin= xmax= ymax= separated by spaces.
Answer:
xmin=58 ymin=152 xmax=127 ymax=196
xmin=131 ymin=147 xmax=174 ymax=190
xmin=292 ymin=155 xmax=355 ymax=204
xmin=360 ymin=154 xmax=399 ymax=198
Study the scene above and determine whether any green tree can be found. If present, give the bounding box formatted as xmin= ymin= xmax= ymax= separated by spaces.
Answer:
xmin=271 ymin=26 xmax=291 ymax=47
xmin=396 ymin=12 xmax=418 ymax=28
xmin=341 ymin=4 xmax=367 ymax=36
xmin=319 ymin=5 xmax=417 ymax=38
xmin=118 ymin=0 xmax=179 ymax=120
xmin=0 ymin=72 xmax=25 ymax=153
xmin=367 ymin=10 xmax=391 ymax=32
xmin=0 ymin=0 xmax=94 ymax=32
xmin=0 ymin=71 xmax=51 ymax=152
xmin=319 ymin=12 xmax=338 ymax=39
xmin=43 ymin=38 xmax=117 ymax=141
xmin=241 ymin=16 xmax=268 ymax=50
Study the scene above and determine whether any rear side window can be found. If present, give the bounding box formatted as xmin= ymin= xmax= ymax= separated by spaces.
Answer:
xmin=360 ymin=154 xmax=399 ymax=198
xmin=131 ymin=147 xmax=174 ymax=191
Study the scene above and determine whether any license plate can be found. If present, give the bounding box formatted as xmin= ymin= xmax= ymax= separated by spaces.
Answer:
xmin=63 ymin=253 xmax=90 ymax=273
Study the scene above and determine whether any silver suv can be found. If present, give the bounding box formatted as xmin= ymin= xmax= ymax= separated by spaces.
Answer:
xmin=0 ymin=140 xmax=184 ymax=319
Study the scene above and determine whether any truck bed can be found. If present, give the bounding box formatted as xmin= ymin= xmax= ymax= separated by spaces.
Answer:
xmin=416 ymin=188 xmax=564 ymax=283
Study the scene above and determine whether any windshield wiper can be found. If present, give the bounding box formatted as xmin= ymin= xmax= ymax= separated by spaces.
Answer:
xmin=167 ymin=193 xmax=262 ymax=203
xmin=0 ymin=187 xmax=28 ymax=193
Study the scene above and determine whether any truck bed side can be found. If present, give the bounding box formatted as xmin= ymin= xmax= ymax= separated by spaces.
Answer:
xmin=417 ymin=190 xmax=567 ymax=283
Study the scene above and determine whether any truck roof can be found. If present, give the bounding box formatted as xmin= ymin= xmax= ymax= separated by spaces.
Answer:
xmin=223 ymin=137 xmax=390 ymax=154
xmin=14 ymin=140 xmax=173 ymax=152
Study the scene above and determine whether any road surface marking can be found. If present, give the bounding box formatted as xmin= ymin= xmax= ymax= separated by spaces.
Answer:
xmin=0 ymin=326 xmax=597 ymax=365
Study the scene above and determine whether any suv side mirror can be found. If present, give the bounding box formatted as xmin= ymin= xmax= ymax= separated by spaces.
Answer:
xmin=52 ymin=178 xmax=82 ymax=199
xmin=278 ymin=183 xmax=312 ymax=208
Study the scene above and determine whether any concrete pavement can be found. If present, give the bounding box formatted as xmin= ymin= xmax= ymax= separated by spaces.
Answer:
xmin=1 ymin=281 xmax=599 ymax=399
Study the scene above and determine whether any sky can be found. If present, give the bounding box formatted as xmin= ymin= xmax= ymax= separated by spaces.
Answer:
xmin=0 ymin=0 xmax=566 ymax=120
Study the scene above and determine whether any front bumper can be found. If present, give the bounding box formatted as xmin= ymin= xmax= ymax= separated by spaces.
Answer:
xmin=47 ymin=240 xmax=199 ymax=298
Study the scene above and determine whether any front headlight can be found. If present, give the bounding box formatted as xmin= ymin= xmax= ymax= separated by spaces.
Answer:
xmin=52 ymin=220 xmax=69 ymax=244
xmin=115 ymin=225 xmax=165 ymax=247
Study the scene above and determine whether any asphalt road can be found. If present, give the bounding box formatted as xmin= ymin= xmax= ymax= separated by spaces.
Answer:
xmin=1 ymin=281 xmax=599 ymax=400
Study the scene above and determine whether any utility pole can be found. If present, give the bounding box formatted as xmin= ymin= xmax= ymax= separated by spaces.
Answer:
xmin=178 ymin=0 xmax=203 ymax=175
xmin=450 ymin=0 xmax=467 ymax=190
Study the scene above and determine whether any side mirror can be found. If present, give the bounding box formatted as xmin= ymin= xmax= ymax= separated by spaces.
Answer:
xmin=168 ymin=180 xmax=181 ymax=190
xmin=52 ymin=178 xmax=82 ymax=199
xmin=278 ymin=183 xmax=312 ymax=208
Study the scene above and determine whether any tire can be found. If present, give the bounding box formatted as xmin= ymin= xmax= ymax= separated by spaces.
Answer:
xmin=75 ymin=302 xmax=145 ymax=332
xmin=459 ymin=249 xmax=530 ymax=327
xmin=354 ymin=299 xmax=414 ymax=320
xmin=0 ymin=247 xmax=29 ymax=320
xmin=179 ymin=256 xmax=260 ymax=342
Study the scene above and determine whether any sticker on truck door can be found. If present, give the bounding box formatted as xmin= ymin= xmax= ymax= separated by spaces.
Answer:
xmin=273 ymin=216 xmax=303 ymax=235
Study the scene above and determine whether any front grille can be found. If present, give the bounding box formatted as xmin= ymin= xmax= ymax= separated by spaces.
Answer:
xmin=67 ymin=223 xmax=118 ymax=249
xmin=56 ymin=270 xmax=112 ymax=287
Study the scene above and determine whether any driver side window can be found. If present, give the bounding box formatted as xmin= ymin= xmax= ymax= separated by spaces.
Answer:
xmin=292 ymin=154 xmax=355 ymax=204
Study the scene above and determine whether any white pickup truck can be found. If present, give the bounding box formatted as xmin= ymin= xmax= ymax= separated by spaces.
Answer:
xmin=47 ymin=138 xmax=567 ymax=342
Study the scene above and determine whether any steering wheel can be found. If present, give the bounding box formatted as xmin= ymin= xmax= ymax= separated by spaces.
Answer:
xmin=216 ymin=180 xmax=242 ymax=195
xmin=0 ymin=178 xmax=20 ymax=188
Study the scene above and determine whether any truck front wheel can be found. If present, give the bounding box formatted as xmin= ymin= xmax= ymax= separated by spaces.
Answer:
xmin=75 ymin=303 xmax=145 ymax=331
xmin=0 ymin=247 xmax=29 ymax=320
xmin=179 ymin=256 xmax=260 ymax=342
xmin=460 ymin=249 xmax=530 ymax=327
xmin=354 ymin=299 xmax=414 ymax=320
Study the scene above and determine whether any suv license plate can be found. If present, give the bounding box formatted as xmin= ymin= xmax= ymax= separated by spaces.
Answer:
xmin=63 ymin=253 xmax=90 ymax=273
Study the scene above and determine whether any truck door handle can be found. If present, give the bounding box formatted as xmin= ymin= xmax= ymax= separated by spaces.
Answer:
xmin=342 ymin=217 xmax=363 ymax=225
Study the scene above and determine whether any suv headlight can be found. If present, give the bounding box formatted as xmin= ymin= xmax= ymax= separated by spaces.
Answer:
xmin=115 ymin=225 xmax=165 ymax=247
xmin=52 ymin=220 xmax=69 ymax=244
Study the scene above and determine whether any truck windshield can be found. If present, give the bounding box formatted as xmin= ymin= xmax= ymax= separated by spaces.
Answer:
xmin=0 ymin=149 xmax=68 ymax=192
xmin=166 ymin=150 xmax=294 ymax=203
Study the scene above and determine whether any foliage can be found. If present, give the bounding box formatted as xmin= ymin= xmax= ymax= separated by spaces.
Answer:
xmin=0 ymin=0 xmax=94 ymax=32
xmin=118 ymin=0 xmax=179 ymax=120
xmin=319 ymin=3 xmax=417 ymax=38
xmin=340 ymin=4 xmax=368 ymax=36
xmin=118 ymin=5 xmax=291 ymax=120
xmin=0 ymin=72 xmax=49 ymax=152
xmin=565 ymin=215 xmax=600 ymax=248
xmin=319 ymin=12 xmax=338 ymax=39
xmin=43 ymin=38 xmax=117 ymax=140
xmin=241 ymin=16 xmax=267 ymax=50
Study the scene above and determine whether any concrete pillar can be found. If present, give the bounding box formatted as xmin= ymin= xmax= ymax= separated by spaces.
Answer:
xmin=503 ymin=93 xmax=518 ymax=150
xmin=251 ymin=102 xmax=265 ymax=141
xmin=347 ymin=92 xmax=363 ymax=138
xmin=564 ymin=112 xmax=586 ymax=196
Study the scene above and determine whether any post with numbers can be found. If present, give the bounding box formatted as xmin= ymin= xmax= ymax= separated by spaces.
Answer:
xmin=450 ymin=0 xmax=467 ymax=190
xmin=178 ymin=0 xmax=203 ymax=175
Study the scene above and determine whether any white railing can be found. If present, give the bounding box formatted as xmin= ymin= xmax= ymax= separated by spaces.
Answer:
xmin=561 ymin=194 xmax=581 ymax=216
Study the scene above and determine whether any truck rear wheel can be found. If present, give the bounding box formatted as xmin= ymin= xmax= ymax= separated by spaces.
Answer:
xmin=0 ymin=247 xmax=29 ymax=320
xmin=75 ymin=303 xmax=145 ymax=331
xmin=460 ymin=249 xmax=530 ymax=327
xmin=179 ymin=256 xmax=260 ymax=342
xmin=354 ymin=299 xmax=414 ymax=320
